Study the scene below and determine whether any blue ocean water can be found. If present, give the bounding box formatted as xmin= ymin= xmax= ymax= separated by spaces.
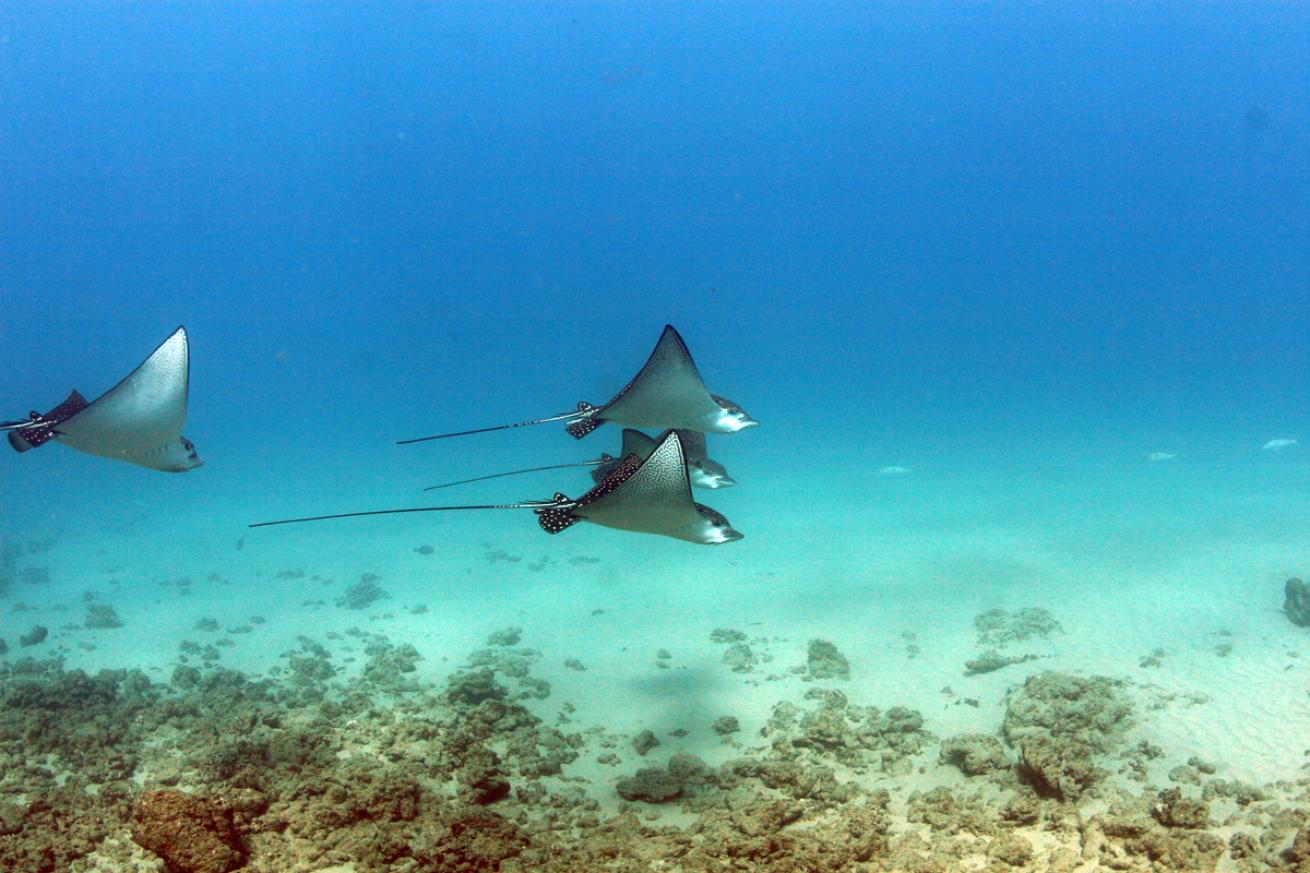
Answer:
xmin=4 ymin=4 xmax=1307 ymax=557
xmin=1 ymin=4 xmax=1309 ymax=867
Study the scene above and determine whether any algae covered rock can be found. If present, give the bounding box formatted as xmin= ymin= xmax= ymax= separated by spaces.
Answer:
xmin=615 ymin=752 xmax=710 ymax=803
xmin=0 ymin=803 xmax=22 ymax=836
xmin=939 ymin=733 xmax=1010 ymax=776
xmin=131 ymin=789 xmax=244 ymax=873
xmin=445 ymin=667 xmax=506 ymax=707
xmin=975 ymin=607 xmax=1063 ymax=645
xmin=84 ymin=604 xmax=124 ymax=629
xmin=1002 ymin=671 xmax=1132 ymax=753
xmin=1018 ymin=734 xmax=1099 ymax=800
xmin=1285 ymin=577 xmax=1310 ymax=628
xmin=420 ymin=812 xmax=529 ymax=871
xmin=19 ymin=625 xmax=47 ymax=647
xmin=632 ymin=729 xmax=660 ymax=756
xmin=459 ymin=751 xmax=512 ymax=804
xmin=360 ymin=637 xmax=422 ymax=690
xmin=336 ymin=573 xmax=388 ymax=609
xmin=1152 ymin=787 xmax=1211 ymax=829
xmin=1291 ymin=825 xmax=1310 ymax=862
xmin=710 ymin=627 xmax=746 ymax=644
xmin=987 ymin=832 xmax=1034 ymax=867
xmin=486 ymin=626 xmax=522 ymax=646
xmin=806 ymin=638 xmax=850 ymax=680
xmin=1003 ymin=671 xmax=1131 ymax=800
xmin=722 ymin=642 xmax=758 ymax=672
xmin=616 ymin=766 xmax=683 ymax=803
xmin=712 ymin=715 xmax=741 ymax=736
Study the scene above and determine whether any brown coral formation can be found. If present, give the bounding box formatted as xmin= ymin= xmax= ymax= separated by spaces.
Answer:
xmin=131 ymin=790 xmax=244 ymax=873
xmin=2 ymin=635 xmax=1309 ymax=872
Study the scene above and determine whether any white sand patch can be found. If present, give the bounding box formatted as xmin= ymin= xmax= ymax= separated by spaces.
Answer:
xmin=5 ymin=453 xmax=1310 ymax=792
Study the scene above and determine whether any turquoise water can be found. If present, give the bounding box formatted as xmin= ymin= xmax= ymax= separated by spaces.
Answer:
xmin=2 ymin=5 xmax=1309 ymax=871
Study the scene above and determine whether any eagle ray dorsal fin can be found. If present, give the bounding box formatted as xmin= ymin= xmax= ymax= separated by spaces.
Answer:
xmin=672 ymin=428 xmax=709 ymax=463
xmin=618 ymin=428 xmax=659 ymax=460
xmin=587 ymin=326 xmax=723 ymax=432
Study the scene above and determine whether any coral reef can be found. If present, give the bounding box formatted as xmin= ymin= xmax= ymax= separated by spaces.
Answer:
xmin=1 ymin=629 xmax=1308 ymax=873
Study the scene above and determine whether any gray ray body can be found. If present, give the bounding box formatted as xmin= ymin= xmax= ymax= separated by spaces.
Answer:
xmin=566 ymin=325 xmax=757 ymax=438
xmin=4 ymin=327 xmax=203 ymax=472
xmin=397 ymin=324 xmax=757 ymax=444
xmin=255 ymin=432 xmax=740 ymax=545
xmin=424 ymin=428 xmax=735 ymax=492
xmin=592 ymin=429 xmax=734 ymax=489
xmin=562 ymin=431 xmax=741 ymax=544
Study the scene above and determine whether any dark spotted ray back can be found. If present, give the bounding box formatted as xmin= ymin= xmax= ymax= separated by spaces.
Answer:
xmin=536 ymin=451 xmax=645 ymax=534
xmin=574 ymin=432 xmax=698 ymax=535
xmin=564 ymin=403 xmax=603 ymax=439
xmin=6 ymin=391 xmax=89 ymax=453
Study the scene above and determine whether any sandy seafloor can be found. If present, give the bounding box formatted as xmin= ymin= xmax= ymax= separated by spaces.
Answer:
xmin=3 ymin=430 xmax=1310 ymax=872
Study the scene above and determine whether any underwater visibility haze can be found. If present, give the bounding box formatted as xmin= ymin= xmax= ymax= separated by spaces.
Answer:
xmin=1 ymin=4 xmax=1309 ymax=871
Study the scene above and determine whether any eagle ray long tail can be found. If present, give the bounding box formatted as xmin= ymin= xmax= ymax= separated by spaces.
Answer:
xmin=250 ymin=502 xmax=553 ymax=529
xmin=423 ymin=460 xmax=605 ymax=491
xmin=398 ymin=410 xmax=585 ymax=445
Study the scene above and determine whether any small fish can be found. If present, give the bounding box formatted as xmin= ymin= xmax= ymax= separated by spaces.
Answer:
xmin=1148 ymin=452 xmax=1176 ymax=461
xmin=879 ymin=466 xmax=912 ymax=475
xmin=1262 ymin=439 xmax=1299 ymax=451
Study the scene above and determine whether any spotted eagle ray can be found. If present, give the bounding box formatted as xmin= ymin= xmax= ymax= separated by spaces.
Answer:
xmin=1 ymin=326 xmax=203 ymax=472
xmin=398 ymin=324 xmax=758 ymax=444
xmin=252 ymin=430 xmax=742 ymax=545
xmin=423 ymin=428 xmax=735 ymax=492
